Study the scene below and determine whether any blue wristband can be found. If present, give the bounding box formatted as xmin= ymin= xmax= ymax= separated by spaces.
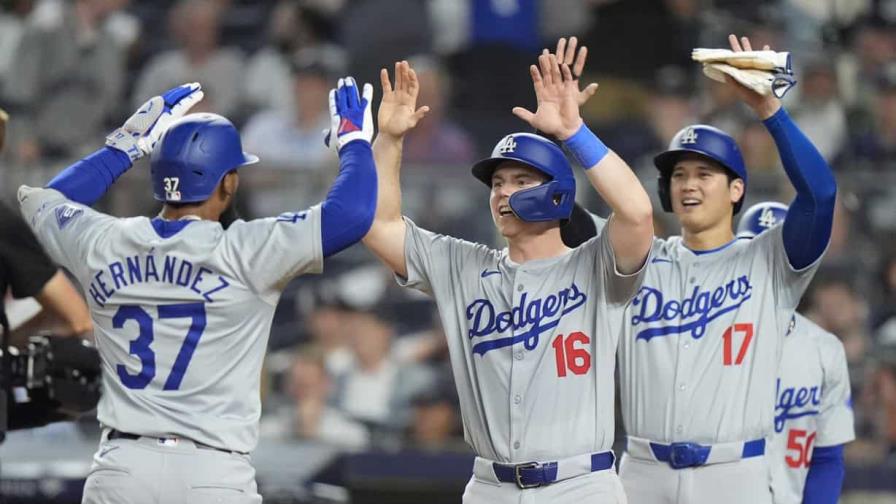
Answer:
xmin=563 ymin=123 xmax=609 ymax=170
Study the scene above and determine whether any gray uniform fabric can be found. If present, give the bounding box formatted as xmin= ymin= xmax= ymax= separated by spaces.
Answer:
xmin=768 ymin=314 xmax=855 ymax=504
xmin=397 ymin=217 xmax=645 ymax=464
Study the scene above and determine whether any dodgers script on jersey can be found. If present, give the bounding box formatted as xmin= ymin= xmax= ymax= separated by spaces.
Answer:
xmin=618 ymin=225 xmax=821 ymax=444
xmin=18 ymin=187 xmax=322 ymax=453
xmin=769 ymin=314 xmax=855 ymax=504
xmin=397 ymin=218 xmax=645 ymax=463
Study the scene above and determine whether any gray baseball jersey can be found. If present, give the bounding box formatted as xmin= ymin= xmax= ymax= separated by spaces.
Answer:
xmin=618 ymin=225 xmax=821 ymax=443
xmin=397 ymin=217 xmax=645 ymax=463
xmin=768 ymin=314 xmax=855 ymax=504
xmin=18 ymin=186 xmax=322 ymax=453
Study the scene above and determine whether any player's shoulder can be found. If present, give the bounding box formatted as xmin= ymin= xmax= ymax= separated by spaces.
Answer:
xmin=795 ymin=314 xmax=847 ymax=360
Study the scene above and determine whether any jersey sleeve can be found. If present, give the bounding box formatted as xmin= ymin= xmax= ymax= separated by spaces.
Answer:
xmin=815 ymin=333 xmax=856 ymax=447
xmin=585 ymin=218 xmax=651 ymax=305
xmin=224 ymin=205 xmax=323 ymax=296
xmin=754 ymin=224 xmax=822 ymax=310
xmin=17 ymin=186 xmax=117 ymax=279
xmin=0 ymin=201 xmax=57 ymax=298
xmin=396 ymin=217 xmax=490 ymax=295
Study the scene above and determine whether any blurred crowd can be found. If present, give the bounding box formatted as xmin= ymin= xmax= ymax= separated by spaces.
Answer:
xmin=1 ymin=0 xmax=896 ymax=469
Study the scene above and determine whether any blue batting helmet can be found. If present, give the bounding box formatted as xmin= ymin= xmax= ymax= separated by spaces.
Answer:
xmin=654 ymin=124 xmax=747 ymax=214
xmin=471 ymin=133 xmax=575 ymax=222
xmin=151 ymin=113 xmax=259 ymax=203
xmin=736 ymin=201 xmax=788 ymax=238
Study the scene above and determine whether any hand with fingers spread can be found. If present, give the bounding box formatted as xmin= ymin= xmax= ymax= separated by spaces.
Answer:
xmin=377 ymin=61 xmax=430 ymax=141
xmin=512 ymin=52 xmax=583 ymax=141
xmin=723 ymin=34 xmax=782 ymax=119
xmin=552 ymin=36 xmax=599 ymax=107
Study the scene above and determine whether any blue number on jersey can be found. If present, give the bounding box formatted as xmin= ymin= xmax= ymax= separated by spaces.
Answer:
xmin=115 ymin=303 xmax=207 ymax=390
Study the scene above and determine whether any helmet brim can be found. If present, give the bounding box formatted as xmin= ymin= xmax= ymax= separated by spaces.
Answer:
xmin=471 ymin=156 xmax=550 ymax=187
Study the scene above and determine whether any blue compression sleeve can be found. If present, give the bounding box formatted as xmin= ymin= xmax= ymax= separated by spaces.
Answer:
xmin=763 ymin=107 xmax=836 ymax=270
xmin=46 ymin=147 xmax=132 ymax=206
xmin=802 ymin=445 xmax=845 ymax=504
xmin=320 ymin=141 xmax=377 ymax=257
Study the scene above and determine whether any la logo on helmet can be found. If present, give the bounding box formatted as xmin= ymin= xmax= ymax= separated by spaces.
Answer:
xmin=680 ymin=128 xmax=699 ymax=145
xmin=759 ymin=207 xmax=778 ymax=228
xmin=497 ymin=136 xmax=518 ymax=154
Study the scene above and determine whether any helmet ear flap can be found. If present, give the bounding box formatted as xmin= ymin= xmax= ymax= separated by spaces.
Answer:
xmin=657 ymin=173 xmax=673 ymax=213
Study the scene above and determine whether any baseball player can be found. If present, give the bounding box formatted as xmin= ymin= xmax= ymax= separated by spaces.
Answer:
xmin=362 ymin=43 xmax=653 ymax=502
xmin=17 ymin=77 xmax=378 ymax=503
xmin=737 ymin=202 xmax=855 ymax=504
xmin=607 ymin=34 xmax=838 ymax=504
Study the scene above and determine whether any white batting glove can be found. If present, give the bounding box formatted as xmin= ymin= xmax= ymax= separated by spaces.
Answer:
xmin=325 ymin=77 xmax=374 ymax=152
xmin=106 ymin=83 xmax=204 ymax=162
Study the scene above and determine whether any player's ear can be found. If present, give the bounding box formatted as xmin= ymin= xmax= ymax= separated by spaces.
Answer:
xmin=729 ymin=177 xmax=744 ymax=205
xmin=221 ymin=170 xmax=239 ymax=199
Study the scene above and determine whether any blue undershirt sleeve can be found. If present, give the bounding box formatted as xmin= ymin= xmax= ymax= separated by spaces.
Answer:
xmin=762 ymin=107 xmax=837 ymax=270
xmin=802 ymin=444 xmax=845 ymax=504
xmin=320 ymin=141 xmax=377 ymax=257
xmin=46 ymin=147 xmax=133 ymax=206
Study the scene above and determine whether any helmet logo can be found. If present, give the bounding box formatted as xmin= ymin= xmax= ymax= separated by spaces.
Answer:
xmin=758 ymin=207 xmax=778 ymax=229
xmin=680 ymin=127 xmax=698 ymax=145
xmin=497 ymin=136 xmax=517 ymax=154
xmin=163 ymin=176 xmax=182 ymax=201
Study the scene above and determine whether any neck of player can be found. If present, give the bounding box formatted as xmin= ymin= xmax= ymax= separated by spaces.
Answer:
xmin=160 ymin=202 xmax=221 ymax=222
xmin=507 ymin=226 xmax=571 ymax=263
xmin=681 ymin=219 xmax=736 ymax=251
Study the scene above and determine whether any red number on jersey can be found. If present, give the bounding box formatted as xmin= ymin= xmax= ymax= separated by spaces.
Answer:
xmin=552 ymin=332 xmax=592 ymax=377
xmin=722 ymin=323 xmax=754 ymax=366
xmin=785 ymin=429 xmax=817 ymax=468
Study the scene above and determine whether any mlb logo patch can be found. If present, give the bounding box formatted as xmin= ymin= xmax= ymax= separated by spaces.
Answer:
xmin=54 ymin=205 xmax=83 ymax=230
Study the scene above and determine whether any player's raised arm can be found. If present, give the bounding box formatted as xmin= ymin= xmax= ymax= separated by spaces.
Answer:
xmin=722 ymin=34 xmax=836 ymax=270
xmin=512 ymin=43 xmax=652 ymax=273
xmin=362 ymin=61 xmax=430 ymax=278
xmin=43 ymin=84 xmax=204 ymax=206
xmin=317 ymin=77 xmax=378 ymax=257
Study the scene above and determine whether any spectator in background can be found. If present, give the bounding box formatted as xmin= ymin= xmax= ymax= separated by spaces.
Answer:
xmin=240 ymin=45 xmax=342 ymax=215
xmin=803 ymin=274 xmax=871 ymax=381
xmin=849 ymin=64 xmax=896 ymax=167
xmin=408 ymin=368 xmax=463 ymax=450
xmin=859 ymin=342 xmax=896 ymax=464
xmin=278 ymin=347 xmax=369 ymax=449
xmin=791 ymin=60 xmax=847 ymax=162
xmin=242 ymin=46 xmax=339 ymax=171
xmin=0 ymin=0 xmax=35 ymax=89
xmin=132 ymin=0 xmax=244 ymax=120
xmin=244 ymin=0 xmax=331 ymax=114
xmin=2 ymin=0 xmax=128 ymax=164
xmin=331 ymin=303 xmax=434 ymax=447
xmin=401 ymin=55 xmax=475 ymax=166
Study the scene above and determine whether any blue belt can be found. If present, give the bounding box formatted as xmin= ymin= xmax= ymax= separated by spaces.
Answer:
xmin=492 ymin=451 xmax=615 ymax=489
xmin=649 ymin=439 xmax=765 ymax=469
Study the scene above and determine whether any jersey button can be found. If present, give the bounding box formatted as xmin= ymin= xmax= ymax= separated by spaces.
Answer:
xmin=676 ymin=425 xmax=684 ymax=434
xmin=690 ymin=276 xmax=696 ymax=284
xmin=514 ymin=394 xmax=522 ymax=404
xmin=678 ymin=384 xmax=686 ymax=391
xmin=514 ymin=351 xmax=524 ymax=360
xmin=683 ymin=342 xmax=690 ymax=349
xmin=514 ymin=441 xmax=521 ymax=450
xmin=517 ymin=284 xmax=524 ymax=292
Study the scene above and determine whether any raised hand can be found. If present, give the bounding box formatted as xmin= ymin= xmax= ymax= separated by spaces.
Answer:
xmin=553 ymin=37 xmax=599 ymax=106
xmin=377 ymin=61 xmax=430 ymax=140
xmin=724 ymin=34 xmax=782 ymax=119
xmin=512 ymin=53 xmax=583 ymax=140
xmin=106 ymin=83 xmax=204 ymax=162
